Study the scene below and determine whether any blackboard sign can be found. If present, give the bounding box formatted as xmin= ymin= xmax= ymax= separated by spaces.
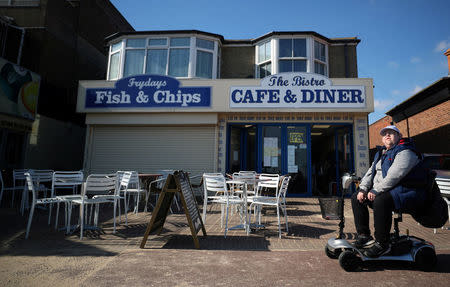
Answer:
xmin=140 ymin=171 xmax=206 ymax=249
xmin=175 ymin=171 xmax=206 ymax=237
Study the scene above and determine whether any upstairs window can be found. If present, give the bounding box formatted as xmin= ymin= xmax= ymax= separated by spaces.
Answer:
xmin=278 ymin=38 xmax=307 ymax=72
xmin=314 ymin=41 xmax=327 ymax=76
xmin=124 ymin=38 xmax=146 ymax=77
xmin=196 ymin=38 xmax=214 ymax=78
xmin=107 ymin=35 xmax=219 ymax=79
xmin=256 ymin=40 xmax=271 ymax=78
xmin=168 ymin=37 xmax=190 ymax=77
xmin=108 ymin=42 xmax=123 ymax=80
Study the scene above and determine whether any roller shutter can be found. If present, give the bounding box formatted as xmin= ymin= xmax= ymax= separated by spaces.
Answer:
xmin=87 ymin=126 xmax=216 ymax=175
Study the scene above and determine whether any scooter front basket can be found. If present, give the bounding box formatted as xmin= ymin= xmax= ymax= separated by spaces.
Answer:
xmin=318 ymin=197 xmax=343 ymax=220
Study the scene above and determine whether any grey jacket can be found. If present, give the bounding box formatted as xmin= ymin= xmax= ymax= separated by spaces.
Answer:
xmin=359 ymin=149 xmax=420 ymax=194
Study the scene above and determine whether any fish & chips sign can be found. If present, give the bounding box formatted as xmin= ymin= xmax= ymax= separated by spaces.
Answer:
xmin=85 ymin=75 xmax=211 ymax=108
xmin=230 ymin=73 xmax=365 ymax=108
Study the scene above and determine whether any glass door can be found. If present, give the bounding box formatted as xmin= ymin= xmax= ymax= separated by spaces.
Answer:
xmin=261 ymin=125 xmax=281 ymax=174
xmin=228 ymin=125 xmax=256 ymax=173
xmin=286 ymin=126 xmax=308 ymax=195
xmin=336 ymin=126 xmax=353 ymax=195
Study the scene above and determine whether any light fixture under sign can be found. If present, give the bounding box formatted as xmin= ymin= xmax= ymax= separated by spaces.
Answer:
xmin=311 ymin=132 xmax=322 ymax=136
xmin=312 ymin=125 xmax=330 ymax=129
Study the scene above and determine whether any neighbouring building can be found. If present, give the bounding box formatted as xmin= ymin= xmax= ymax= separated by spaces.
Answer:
xmin=0 ymin=0 xmax=133 ymax=175
xmin=77 ymin=30 xmax=374 ymax=197
xmin=369 ymin=49 xmax=450 ymax=159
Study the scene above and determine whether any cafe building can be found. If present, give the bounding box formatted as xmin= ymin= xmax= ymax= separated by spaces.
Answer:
xmin=76 ymin=30 xmax=374 ymax=197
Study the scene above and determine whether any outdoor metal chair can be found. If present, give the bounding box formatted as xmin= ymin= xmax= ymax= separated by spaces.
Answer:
xmin=203 ymin=173 xmax=244 ymax=237
xmin=24 ymin=172 xmax=66 ymax=239
xmin=0 ymin=171 xmax=16 ymax=207
xmin=249 ymin=176 xmax=290 ymax=238
xmin=71 ymin=173 xmax=125 ymax=239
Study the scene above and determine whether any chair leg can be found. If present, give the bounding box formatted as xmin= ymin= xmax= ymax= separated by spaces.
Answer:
xmin=25 ymin=202 xmax=36 ymax=239
xmin=54 ymin=202 xmax=60 ymax=230
xmin=283 ymin=204 xmax=288 ymax=233
xmin=124 ymin=193 xmax=128 ymax=226
xmin=11 ymin=187 xmax=15 ymax=207
xmin=134 ymin=193 xmax=140 ymax=214
xmin=277 ymin=206 xmax=281 ymax=238
xmin=94 ymin=204 xmax=99 ymax=226
xmin=202 ymin=199 xmax=208 ymax=223
xmin=224 ymin=203 xmax=230 ymax=238
xmin=113 ymin=199 xmax=117 ymax=233
xmin=48 ymin=203 xmax=53 ymax=225
xmin=80 ymin=204 xmax=85 ymax=240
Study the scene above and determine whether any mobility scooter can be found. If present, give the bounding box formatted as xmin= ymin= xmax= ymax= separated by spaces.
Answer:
xmin=325 ymin=173 xmax=437 ymax=272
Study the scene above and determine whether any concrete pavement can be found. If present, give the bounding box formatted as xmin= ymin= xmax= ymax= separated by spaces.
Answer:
xmin=1 ymin=197 xmax=449 ymax=286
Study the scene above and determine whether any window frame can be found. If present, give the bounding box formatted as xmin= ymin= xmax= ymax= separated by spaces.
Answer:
xmin=313 ymin=39 xmax=328 ymax=76
xmin=256 ymin=40 xmax=272 ymax=78
xmin=277 ymin=37 xmax=308 ymax=73
xmin=106 ymin=34 xmax=220 ymax=80
xmin=254 ymin=36 xmax=329 ymax=77
xmin=107 ymin=40 xmax=124 ymax=80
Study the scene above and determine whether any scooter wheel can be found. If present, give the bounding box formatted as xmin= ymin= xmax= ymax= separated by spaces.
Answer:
xmin=415 ymin=247 xmax=437 ymax=271
xmin=338 ymin=250 xmax=361 ymax=272
xmin=325 ymin=245 xmax=341 ymax=259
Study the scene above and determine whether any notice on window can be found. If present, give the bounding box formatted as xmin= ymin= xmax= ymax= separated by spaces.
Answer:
xmin=288 ymin=165 xmax=298 ymax=173
xmin=289 ymin=132 xmax=305 ymax=144
xmin=288 ymin=145 xmax=296 ymax=166
xmin=264 ymin=137 xmax=278 ymax=167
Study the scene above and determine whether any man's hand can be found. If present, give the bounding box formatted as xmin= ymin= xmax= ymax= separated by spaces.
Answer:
xmin=367 ymin=192 xmax=376 ymax=201
xmin=357 ymin=191 xmax=366 ymax=203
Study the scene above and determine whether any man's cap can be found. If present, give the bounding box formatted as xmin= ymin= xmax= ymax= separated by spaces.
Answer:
xmin=380 ymin=125 xmax=400 ymax=135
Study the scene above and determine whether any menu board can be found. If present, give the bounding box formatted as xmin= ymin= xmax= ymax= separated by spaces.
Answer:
xmin=140 ymin=171 xmax=206 ymax=249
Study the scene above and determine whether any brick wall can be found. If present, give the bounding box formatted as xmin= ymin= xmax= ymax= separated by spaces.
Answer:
xmin=369 ymin=100 xmax=450 ymax=154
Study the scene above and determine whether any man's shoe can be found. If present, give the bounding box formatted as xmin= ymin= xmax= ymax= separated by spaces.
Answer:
xmin=364 ymin=241 xmax=391 ymax=258
xmin=353 ymin=234 xmax=374 ymax=249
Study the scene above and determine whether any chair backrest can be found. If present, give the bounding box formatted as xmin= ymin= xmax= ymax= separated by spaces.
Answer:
xmin=31 ymin=169 xmax=54 ymax=183
xmin=83 ymin=174 xmax=117 ymax=196
xmin=278 ymin=176 xmax=291 ymax=200
xmin=13 ymin=169 xmax=27 ymax=187
xmin=436 ymin=176 xmax=450 ymax=196
xmin=53 ymin=171 xmax=84 ymax=183
xmin=155 ymin=170 xmax=175 ymax=189
xmin=117 ymin=171 xmax=141 ymax=190
xmin=257 ymin=173 xmax=280 ymax=195
xmin=24 ymin=172 xmax=38 ymax=202
xmin=118 ymin=171 xmax=132 ymax=193
xmin=233 ymin=171 xmax=256 ymax=190
xmin=51 ymin=170 xmax=84 ymax=196
xmin=203 ymin=173 xmax=228 ymax=197
xmin=0 ymin=171 xmax=4 ymax=192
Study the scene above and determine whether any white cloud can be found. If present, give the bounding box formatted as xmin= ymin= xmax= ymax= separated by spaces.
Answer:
xmin=410 ymin=85 xmax=422 ymax=95
xmin=374 ymin=99 xmax=394 ymax=111
xmin=388 ymin=61 xmax=399 ymax=69
xmin=434 ymin=40 xmax=450 ymax=52
xmin=410 ymin=57 xmax=421 ymax=64
xmin=390 ymin=90 xmax=400 ymax=96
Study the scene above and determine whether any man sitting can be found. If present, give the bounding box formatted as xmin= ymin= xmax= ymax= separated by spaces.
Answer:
xmin=351 ymin=125 xmax=426 ymax=257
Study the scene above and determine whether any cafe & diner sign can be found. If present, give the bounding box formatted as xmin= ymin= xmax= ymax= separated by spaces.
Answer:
xmin=230 ymin=72 xmax=365 ymax=108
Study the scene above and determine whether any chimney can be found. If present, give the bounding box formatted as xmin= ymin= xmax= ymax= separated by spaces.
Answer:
xmin=445 ymin=49 xmax=450 ymax=75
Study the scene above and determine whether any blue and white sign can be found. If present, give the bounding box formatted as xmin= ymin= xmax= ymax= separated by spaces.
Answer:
xmin=86 ymin=75 xmax=211 ymax=109
xmin=230 ymin=73 xmax=365 ymax=108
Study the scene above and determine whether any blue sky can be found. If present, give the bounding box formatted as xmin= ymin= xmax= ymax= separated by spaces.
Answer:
xmin=110 ymin=0 xmax=449 ymax=124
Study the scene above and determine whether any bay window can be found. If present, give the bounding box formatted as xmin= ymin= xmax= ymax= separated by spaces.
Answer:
xmin=107 ymin=35 xmax=219 ymax=80
xmin=256 ymin=40 xmax=271 ymax=78
xmin=255 ymin=36 xmax=329 ymax=77
xmin=278 ymin=38 xmax=307 ymax=72
xmin=314 ymin=40 xmax=327 ymax=76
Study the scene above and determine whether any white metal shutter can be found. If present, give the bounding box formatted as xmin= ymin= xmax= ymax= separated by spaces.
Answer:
xmin=87 ymin=126 xmax=215 ymax=175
